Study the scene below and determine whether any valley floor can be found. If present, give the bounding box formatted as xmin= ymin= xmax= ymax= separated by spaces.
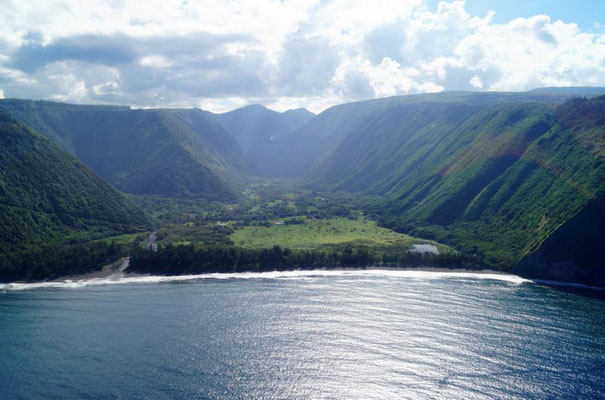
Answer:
xmin=0 ymin=182 xmax=476 ymax=282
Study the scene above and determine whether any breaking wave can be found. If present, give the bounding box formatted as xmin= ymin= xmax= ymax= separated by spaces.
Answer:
xmin=0 ymin=268 xmax=531 ymax=291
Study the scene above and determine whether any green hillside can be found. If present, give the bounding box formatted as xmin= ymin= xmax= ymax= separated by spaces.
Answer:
xmin=0 ymin=100 xmax=245 ymax=200
xmin=276 ymin=89 xmax=605 ymax=179
xmin=513 ymin=97 xmax=605 ymax=283
xmin=0 ymin=113 xmax=149 ymax=259
xmin=382 ymin=99 xmax=603 ymax=269
xmin=305 ymin=95 xmax=605 ymax=283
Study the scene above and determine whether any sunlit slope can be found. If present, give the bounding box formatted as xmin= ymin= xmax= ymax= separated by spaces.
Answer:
xmin=381 ymin=98 xmax=604 ymax=268
xmin=0 ymin=113 xmax=149 ymax=256
xmin=373 ymin=103 xmax=556 ymax=225
xmin=276 ymin=89 xmax=603 ymax=179
xmin=0 ymin=100 xmax=245 ymax=200
xmin=306 ymin=95 xmax=604 ymax=278
xmin=514 ymin=97 xmax=605 ymax=283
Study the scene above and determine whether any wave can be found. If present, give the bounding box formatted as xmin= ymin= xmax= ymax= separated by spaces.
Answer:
xmin=0 ymin=268 xmax=532 ymax=291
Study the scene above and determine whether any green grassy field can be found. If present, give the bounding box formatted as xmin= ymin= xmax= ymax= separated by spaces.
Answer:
xmin=155 ymin=223 xmax=234 ymax=247
xmin=230 ymin=217 xmax=450 ymax=252
xmin=95 ymin=233 xmax=145 ymax=247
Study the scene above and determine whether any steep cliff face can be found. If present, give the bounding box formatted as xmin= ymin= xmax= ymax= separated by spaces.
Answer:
xmin=303 ymin=94 xmax=605 ymax=277
xmin=514 ymin=97 xmax=605 ymax=285
xmin=515 ymin=194 xmax=605 ymax=285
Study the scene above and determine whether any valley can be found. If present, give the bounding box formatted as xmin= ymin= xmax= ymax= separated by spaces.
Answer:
xmin=0 ymin=88 xmax=604 ymax=285
xmin=3 ymin=3 xmax=605 ymax=399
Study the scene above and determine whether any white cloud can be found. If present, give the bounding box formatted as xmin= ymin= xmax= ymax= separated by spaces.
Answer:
xmin=139 ymin=55 xmax=172 ymax=68
xmin=451 ymin=14 xmax=605 ymax=91
xmin=48 ymin=74 xmax=89 ymax=102
xmin=0 ymin=89 xmax=4 ymax=99
xmin=0 ymin=0 xmax=603 ymax=112
xmin=92 ymin=81 xmax=119 ymax=95
xmin=331 ymin=56 xmax=443 ymax=100
xmin=469 ymin=75 xmax=483 ymax=89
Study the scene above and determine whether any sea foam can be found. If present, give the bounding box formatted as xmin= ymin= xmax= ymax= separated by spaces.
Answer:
xmin=0 ymin=269 xmax=532 ymax=291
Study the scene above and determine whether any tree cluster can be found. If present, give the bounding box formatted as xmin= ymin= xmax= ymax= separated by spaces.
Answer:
xmin=128 ymin=244 xmax=479 ymax=275
xmin=0 ymin=241 xmax=127 ymax=282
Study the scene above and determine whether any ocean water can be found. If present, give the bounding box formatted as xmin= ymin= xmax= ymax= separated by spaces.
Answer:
xmin=0 ymin=270 xmax=604 ymax=399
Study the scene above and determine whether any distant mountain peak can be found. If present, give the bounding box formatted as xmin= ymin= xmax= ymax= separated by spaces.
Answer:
xmin=240 ymin=104 xmax=270 ymax=111
xmin=206 ymin=103 xmax=316 ymax=176
xmin=282 ymin=108 xmax=315 ymax=116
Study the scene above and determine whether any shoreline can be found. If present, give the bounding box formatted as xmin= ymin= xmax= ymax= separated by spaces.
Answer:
xmin=57 ymin=263 xmax=509 ymax=282
xmin=1 ymin=263 xmax=604 ymax=292
xmin=4 ymin=262 xmax=513 ymax=285
xmin=0 ymin=267 xmax=526 ymax=292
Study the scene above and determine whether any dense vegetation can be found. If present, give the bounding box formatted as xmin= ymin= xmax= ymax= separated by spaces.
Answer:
xmin=133 ymin=183 xmax=379 ymax=226
xmin=0 ymin=241 xmax=130 ymax=282
xmin=156 ymin=223 xmax=235 ymax=247
xmin=129 ymin=188 xmax=457 ymax=276
xmin=377 ymin=98 xmax=604 ymax=271
xmin=128 ymin=243 xmax=478 ymax=276
xmin=268 ymin=90 xmax=604 ymax=178
xmin=0 ymin=113 xmax=149 ymax=280
xmin=0 ymin=113 xmax=149 ymax=252
xmin=0 ymin=100 xmax=245 ymax=200
xmin=513 ymin=96 xmax=605 ymax=285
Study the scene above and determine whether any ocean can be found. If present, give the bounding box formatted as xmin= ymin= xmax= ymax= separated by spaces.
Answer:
xmin=1 ymin=270 xmax=604 ymax=399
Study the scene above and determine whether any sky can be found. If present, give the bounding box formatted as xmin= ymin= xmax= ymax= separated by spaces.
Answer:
xmin=0 ymin=0 xmax=603 ymax=113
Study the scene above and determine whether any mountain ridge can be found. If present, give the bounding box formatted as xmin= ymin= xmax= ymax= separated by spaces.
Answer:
xmin=0 ymin=99 xmax=246 ymax=200
xmin=206 ymin=104 xmax=315 ymax=176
